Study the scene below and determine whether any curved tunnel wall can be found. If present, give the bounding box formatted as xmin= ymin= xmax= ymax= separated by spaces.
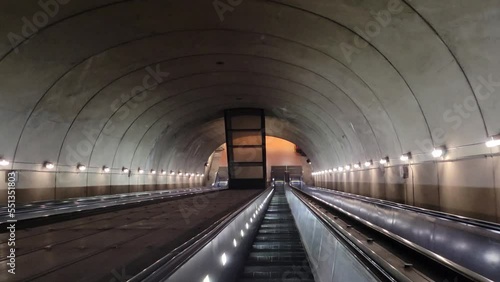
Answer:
xmin=0 ymin=0 xmax=498 ymax=221
xmin=313 ymin=157 xmax=500 ymax=223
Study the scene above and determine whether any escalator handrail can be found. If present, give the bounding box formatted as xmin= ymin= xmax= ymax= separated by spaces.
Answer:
xmin=308 ymin=186 xmax=500 ymax=232
xmin=129 ymin=187 xmax=273 ymax=282
xmin=0 ymin=187 xmax=223 ymax=224
xmin=2 ymin=187 xmax=212 ymax=216
xmin=288 ymin=186 xmax=405 ymax=282
xmin=291 ymin=185 xmax=492 ymax=282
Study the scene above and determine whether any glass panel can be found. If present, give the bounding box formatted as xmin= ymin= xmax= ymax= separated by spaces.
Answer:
xmin=231 ymin=115 xmax=261 ymax=129
xmin=232 ymin=131 xmax=262 ymax=145
xmin=232 ymin=166 xmax=263 ymax=179
xmin=233 ymin=148 xmax=263 ymax=162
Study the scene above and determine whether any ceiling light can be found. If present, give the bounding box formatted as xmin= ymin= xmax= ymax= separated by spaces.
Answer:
xmin=191 ymin=173 xmax=195 ymax=176
xmin=77 ymin=164 xmax=86 ymax=171
xmin=240 ymin=230 xmax=244 ymax=237
xmin=233 ymin=239 xmax=237 ymax=247
xmin=161 ymin=170 xmax=167 ymax=175
xmin=345 ymin=165 xmax=351 ymax=171
xmin=178 ymin=171 xmax=182 ymax=175
xmin=364 ymin=160 xmax=373 ymax=167
xmin=306 ymin=159 xmax=311 ymax=164
xmin=151 ymin=169 xmax=156 ymax=174
xmin=486 ymin=137 xmax=500 ymax=148
xmin=122 ymin=167 xmax=129 ymax=173
xmin=44 ymin=162 xmax=55 ymax=169
xmin=353 ymin=163 xmax=360 ymax=169
xmin=201 ymin=174 xmax=205 ymax=177
xmin=328 ymin=169 xmax=333 ymax=173
xmin=103 ymin=166 xmax=110 ymax=173
xmin=185 ymin=172 xmax=189 ymax=176
xmin=333 ymin=168 xmax=338 ymax=172
xmin=432 ymin=147 xmax=445 ymax=158
xmin=400 ymin=153 xmax=411 ymax=162
xmin=203 ymin=275 xmax=210 ymax=282
xmin=138 ymin=168 xmax=144 ymax=174
xmin=380 ymin=157 xmax=389 ymax=164
xmin=338 ymin=167 xmax=344 ymax=172
xmin=0 ymin=159 xmax=10 ymax=166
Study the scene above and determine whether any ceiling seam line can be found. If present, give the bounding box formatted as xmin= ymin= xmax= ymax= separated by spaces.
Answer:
xmin=401 ymin=0 xmax=490 ymax=138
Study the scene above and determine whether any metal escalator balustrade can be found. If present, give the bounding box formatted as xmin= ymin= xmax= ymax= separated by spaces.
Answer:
xmin=0 ymin=187 xmax=223 ymax=227
xmin=298 ymin=185 xmax=498 ymax=281
xmin=239 ymin=187 xmax=315 ymax=282
xmin=135 ymin=186 xmax=384 ymax=282
xmin=133 ymin=188 xmax=274 ymax=282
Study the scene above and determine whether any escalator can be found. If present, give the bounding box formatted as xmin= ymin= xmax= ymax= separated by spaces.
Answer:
xmin=238 ymin=187 xmax=315 ymax=282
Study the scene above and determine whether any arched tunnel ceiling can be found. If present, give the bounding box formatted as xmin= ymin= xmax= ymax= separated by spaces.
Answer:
xmin=0 ymin=0 xmax=499 ymax=173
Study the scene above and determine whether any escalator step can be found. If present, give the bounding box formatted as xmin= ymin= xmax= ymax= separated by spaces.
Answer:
xmin=242 ymin=265 xmax=314 ymax=279
xmin=255 ymin=234 xmax=302 ymax=241
xmin=258 ymin=229 xmax=298 ymax=234
xmin=246 ymin=252 xmax=309 ymax=265
xmin=260 ymin=223 xmax=297 ymax=228
xmin=238 ymin=187 xmax=316 ymax=282
xmin=239 ymin=279 xmax=315 ymax=282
